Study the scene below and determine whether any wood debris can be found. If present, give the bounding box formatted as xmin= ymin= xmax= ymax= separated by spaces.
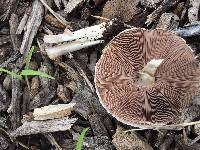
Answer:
xmin=157 ymin=13 xmax=179 ymax=30
xmin=112 ymin=126 xmax=153 ymax=150
xmin=102 ymin=0 xmax=141 ymax=23
xmin=11 ymin=117 xmax=77 ymax=137
xmin=140 ymin=0 xmax=162 ymax=8
xmin=64 ymin=0 xmax=84 ymax=14
xmin=1 ymin=0 xmax=200 ymax=149
xmin=20 ymin=0 xmax=44 ymax=55
xmin=0 ymin=84 xmax=10 ymax=112
xmin=33 ymin=103 xmax=75 ymax=120
xmin=188 ymin=0 xmax=200 ymax=24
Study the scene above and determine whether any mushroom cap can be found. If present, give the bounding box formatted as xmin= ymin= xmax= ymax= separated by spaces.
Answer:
xmin=95 ymin=28 xmax=200 ymax=127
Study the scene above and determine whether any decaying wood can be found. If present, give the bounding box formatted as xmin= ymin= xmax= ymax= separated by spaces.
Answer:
xmin=64 ymin=0 xmax=84 ymax=14
xmin=0 ymin=134 xmax=9 ymax=150
xmin=88 ymin=114 xmax=109 ymax=137
xmin=43 ymin=133 xmax=62 ymax=150
xmin=0 ymin=0 xmax=17 ymax=21
xmin=16 ymin=7 xmax=31 ymax=35
xmin=0 ymin=84 xmax=10 ymax=112
xmin=11 ymin=117 xmax=77 ymax=137
xmin=1 ymin=0 xmax=200 ymax=149
xmin=84 ymin=136 xmax=115 ymax=150
xmin=29 ymin=87 xmax=56 ymax=110
xmin=33 ymin=103 xmax=75 ymax=120
xmin=174 ymin=23 xmax=200 ymax=37
xmin=102 ymin=0 xmax=142 ymax=23
xmin=140 ymin=0 xmax=162 ymax=8
xmin=188 ymin=0 xmax=200 ymax=24
xmin=112 ymin=126 xmax=153 ymax=150
xmin=0 ymin=117 xmax=8 ymax=129
xmin=7 ymin=75 xmax=22 ymax=129
xmin=39 ymin=0 xmax=68 ymax=27
xmin=20 ymin=0 xmax=44 ymax=55
xmin=71 ymin=84 xmax=106 ymax=119
xmin=0 ymin=36 xmax=11 ymax=46
xmin=157 ymin=13 xmax=179 ymax=30
xmin=57 ymin=84 xmax=71 ymax=103
xmin=22 ymin=86 xmax=30 ymax=115
xmin=146 ymin=0 xmax=180 ymax=25
xmin=9 ymin=13 xmax=20 ymax=52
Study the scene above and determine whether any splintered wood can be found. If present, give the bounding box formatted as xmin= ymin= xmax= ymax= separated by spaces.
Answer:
xmin=33 ymin=103 xmax=75 ymax=120
xmin=11 ymin=117 xmax=77 ymax=137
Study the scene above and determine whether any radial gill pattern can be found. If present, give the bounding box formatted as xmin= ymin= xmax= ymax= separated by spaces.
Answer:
xmin=95 ymin=28 xmax=200 ymax=127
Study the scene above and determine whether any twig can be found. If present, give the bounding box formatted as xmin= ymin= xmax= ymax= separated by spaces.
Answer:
xmin=125 ymin=120 xmax=200 ymax=132
xmin=43 ymin=133 xmax=62 ymax=150
xmin=39 ymin=0 xmax=68 ymax=26
xmin=91 ymin=15 xmax=134 ymax=28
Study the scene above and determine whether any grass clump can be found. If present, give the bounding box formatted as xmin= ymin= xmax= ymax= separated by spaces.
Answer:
xmin=0 ymin=46 xmax=55 ymax=80
xmin=76 ymin=128 xmax=89 ymax=150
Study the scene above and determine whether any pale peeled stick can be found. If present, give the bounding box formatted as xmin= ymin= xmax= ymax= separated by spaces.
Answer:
xmin=33 ymin=103 xmax=76 ymax=120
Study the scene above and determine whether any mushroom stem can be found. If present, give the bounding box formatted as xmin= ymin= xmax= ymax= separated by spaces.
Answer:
xmin=44 ymin=21 xmax=114 ymax=59
xmin=46 ymin=40 xmax=104 ymax=59
xmin=138 ymin=59 xmax=164 ymax=85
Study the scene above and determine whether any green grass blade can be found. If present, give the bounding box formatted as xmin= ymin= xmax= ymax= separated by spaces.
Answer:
xmin=25 ymin=46 xmax=35 ymax=70
xmin=0 ymin=68 xmax=22 ymax=80
xmin=76 ymin=128 xmax=89 ymax=150
xmin=20 ymin=70 xmax=55 ymax=79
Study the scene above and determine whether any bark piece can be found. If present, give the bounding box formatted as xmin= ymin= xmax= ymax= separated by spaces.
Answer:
xmin=140 ymin=0 xmax=162 ymax=8
xmin=0 ymin=84 xmax=10 ymax=112
xmin=0 ymin=134 xmax=9 ymax=150
xmin=57 ymin=85 xmax=71 ymax=103
xmin=146 ymin=0 xmax=180 ymax=25
xmin=20 ymin=0 xmax=44 ymax=55
xmin=11 ymin=117 xmax=77 ymax=137
xmin=174 ymin=23 xmax=200 ymax=37
xmin=71 ymin=84 xmax=106 ymax=119
xmin=85 ymin=136 xmax=115 ymax=150
xmin=7 ymin=77 xmax=22 ymax=129
xmin=33 ymin=103 xmax=75 ymax=120
xmin=29 ymin=87 xmax=56 ymax=110
xmin=188 ymin=0 xmax=200 ymax=24
xmin=0 ymin=0 xmax=17 ymax=21
xmin=112 ymin=126 xmax=153 ymax=150
xmin=64 ymin=0 xmax=84 ymax=14
xmin=102 ymin=0 xmax=141 ymax=22
xmin=9 ymin=13 xmax=20 ymax=52
xmin=156 ymin=13 xmax=179 ymax=30
xmin=22 ymin=86 xmax=30 ymax=115
xmin=88 ymin=114 xmax=109 ymax=137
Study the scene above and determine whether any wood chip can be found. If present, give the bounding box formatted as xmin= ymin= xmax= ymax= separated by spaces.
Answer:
xmin=0 ymin=84 xmax=10 ymax=112
xmin=102 ymin=0 xmax=141 ymax=22
xmin=188 ymin=0 xmax=200 ymax=24
xmin=20 ymin=0 xmax=44 ymax=55
xmin=11 ymin=117 xmax=77 ymax=137
xmin=64 ymin=0 xmax=84 ymax=14
xmin=29 ymin=87 xmax=56 ymax=110
xmin=112 ymin=126 xmax=153 ymax=150
xmin=156 ymin=13 xmax=179 ymax=30
xmin=33 ymin=103 xmax=75 ymax=120
xmin=7 ymin=75 xmax=22 ymax=129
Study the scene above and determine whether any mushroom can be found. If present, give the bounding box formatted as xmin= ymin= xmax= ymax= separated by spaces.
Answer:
xmin=95 ymin=28 xmax=200 ymax=127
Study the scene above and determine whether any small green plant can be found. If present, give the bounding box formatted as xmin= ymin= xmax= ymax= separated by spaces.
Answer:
xmin=76 ymin=128 xmax=89 ymax=150
xmin=0 ymin=46 xmax=55 ymax=80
